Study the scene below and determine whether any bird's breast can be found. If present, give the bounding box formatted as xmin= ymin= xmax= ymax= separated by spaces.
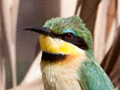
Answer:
xmin=41 ymin=53 xmax=86 ymax=90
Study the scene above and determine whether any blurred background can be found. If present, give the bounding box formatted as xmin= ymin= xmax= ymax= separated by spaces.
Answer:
xmin=0 ymin=0 xmax=120 ymax=90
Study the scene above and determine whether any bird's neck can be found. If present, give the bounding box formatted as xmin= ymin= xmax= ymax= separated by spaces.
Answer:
xmin=84 ymin=49 xmax=97 ymax=62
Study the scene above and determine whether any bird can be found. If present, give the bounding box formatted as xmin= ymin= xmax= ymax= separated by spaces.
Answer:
xmin=25 ymin=16 xmax=114 ymax=90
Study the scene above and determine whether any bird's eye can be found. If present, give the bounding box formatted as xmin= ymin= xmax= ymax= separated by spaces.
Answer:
xmin=65 ymin=33 xmax=74 ymax=39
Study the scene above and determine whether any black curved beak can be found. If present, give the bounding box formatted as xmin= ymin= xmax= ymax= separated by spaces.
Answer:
xmin=24 ymin=27 xmax=54 ymax=37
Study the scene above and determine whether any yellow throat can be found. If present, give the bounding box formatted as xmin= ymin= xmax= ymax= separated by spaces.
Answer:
xmin=40 ymin=35 xmax=85 ymax=55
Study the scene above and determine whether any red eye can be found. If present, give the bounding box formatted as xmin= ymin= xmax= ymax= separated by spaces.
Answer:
xmin=65 ymin=33 xmax=74 ymax=39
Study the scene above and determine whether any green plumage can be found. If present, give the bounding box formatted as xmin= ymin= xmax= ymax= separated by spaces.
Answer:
xmin=79 ymin=61 xmax=114 ymax=90
xmin=44 ymin=16 xmax=86 ymax=33
xmin=44 ymin=16 xmax=114 ymax=90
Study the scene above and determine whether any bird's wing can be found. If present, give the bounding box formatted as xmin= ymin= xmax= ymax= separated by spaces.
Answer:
xmin=78 ymin=61 xmax=114 ymax=90
xmin=78 ymin=79 xmax=85 ymax=90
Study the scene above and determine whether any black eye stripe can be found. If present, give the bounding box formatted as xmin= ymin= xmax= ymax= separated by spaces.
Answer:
xmin=63 ymin=37 xmax=88 ymax=50
xmin=52 ymin=33 xmax=88 ymax=50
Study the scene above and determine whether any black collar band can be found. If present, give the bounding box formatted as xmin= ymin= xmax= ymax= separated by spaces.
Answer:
xmin=42 ymin=51 xmax=66 ymax=62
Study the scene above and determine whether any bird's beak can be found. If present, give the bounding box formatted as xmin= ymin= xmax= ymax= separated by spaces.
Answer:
xmin=24 ymin=27 xmax=54 ymax=37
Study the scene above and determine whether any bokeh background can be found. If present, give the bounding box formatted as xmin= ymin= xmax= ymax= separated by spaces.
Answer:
xmin=0 ymin=0 xmax=120 ymax=90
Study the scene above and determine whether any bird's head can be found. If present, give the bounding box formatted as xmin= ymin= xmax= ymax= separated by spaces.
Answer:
xmin=25 ymin=16 xmax=93 ymax=59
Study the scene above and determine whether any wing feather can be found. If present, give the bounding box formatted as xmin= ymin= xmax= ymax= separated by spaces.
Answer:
xmin=78 ymin=61 xmax=114 ymax=90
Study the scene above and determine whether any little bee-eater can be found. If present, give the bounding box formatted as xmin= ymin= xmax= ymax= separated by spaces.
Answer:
xmin=25 ymin=16 xmax=114 ymax=90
